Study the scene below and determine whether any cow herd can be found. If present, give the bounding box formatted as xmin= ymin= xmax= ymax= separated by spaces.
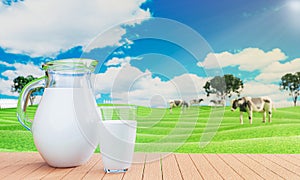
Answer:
xmin=169 ymin=96 xmax=274 ymax=124
xmin=169 ymin=98 xmax=203 ymax=113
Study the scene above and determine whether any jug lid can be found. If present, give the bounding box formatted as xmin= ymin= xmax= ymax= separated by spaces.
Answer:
xmin=42 ymin=58 xmax=98 ymax=73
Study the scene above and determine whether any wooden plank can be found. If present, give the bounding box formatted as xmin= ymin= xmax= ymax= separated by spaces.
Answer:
xmin=275 ymin=154 xmax=300 ymax=167
xmin=123 ymin=153 xmax=146 ymax=180
xmin=3 ymin=161 xmax=45 ymax=180
xmin=0 ymin=153 xmax=39 ymax=179
xmin=62 ymin=155 xmax=99 ymax=179
xmin=102 ymin=172 xmax=124 ymax=180
xmin=1 ymin=153 xmax=60 ymax=179
xmin=0 ymin=152 xmax=299 ymax=180
xmin=203 ymin=154 xmax=242 ymax=180
xmin=218 ymin=154 xmax=263 ymax=180
xmin=0 ymin=152 xmax=35 ymax=167
xmin=0 ymin=152 xmax=15 ymax=162
xmin=82 ymin=154 xmax=105 ymax=179
xmin=23 ymin=164 xmax=56 ymax=179
xmin=247 ymin=154 xmax=299 ymax=179
xmin=42 ymin=167 xmax=75 ymax=179
xmin=175 ymin=154 xmax=202 ymax=180
xmin=262 ymin=154 xmax=300 ymax=177
xmin=189 ymin=154 xmax=222 ymax=180
xmin=289 ymin=154 xmax=300 ymax=161
xmin=0 ymin=152 xmax=25 ymax=169
xmin=161 ymin=153 xmax=182 ymax=180
xmin=142 ymin=153 xmax=162 ymax=180
xmin=0 ymin=152 xmax=9 ymax=158
xmin=233 ymin=154 xmax=283 ymax=180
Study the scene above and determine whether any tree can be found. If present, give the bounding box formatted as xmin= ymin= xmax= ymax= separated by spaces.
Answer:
xmin=203 ymin=74 xmax=244 ymax=100
xmin=279 ymin=72 xmax=300 ymax=106
xmin=11 ymin=75 xmax=43 ymax=105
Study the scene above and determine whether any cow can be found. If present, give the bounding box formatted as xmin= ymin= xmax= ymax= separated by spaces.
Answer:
xmin=210 ymin=99 xmax=225 ymax=106
xmin=169 ymin=99 xmax=189 ymax=113
xmin=190 ymin=98 xmax=204 ymax=106
xmin=231 ymin=97 xmax=273 ymax=124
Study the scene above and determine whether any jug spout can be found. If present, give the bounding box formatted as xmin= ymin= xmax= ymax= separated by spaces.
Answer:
xmin=42 ymin=58 xmax=98 ymax=88
xmin=42 ymin=58 xmax=98 ymax=73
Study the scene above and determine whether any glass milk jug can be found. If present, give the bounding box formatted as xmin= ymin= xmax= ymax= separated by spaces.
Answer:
xmin=17 ymin=58 xmax=101 ymax=167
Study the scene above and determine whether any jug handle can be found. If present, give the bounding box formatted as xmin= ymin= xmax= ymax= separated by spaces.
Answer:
xmin=17 ymin=76 xmax=47 ymax=131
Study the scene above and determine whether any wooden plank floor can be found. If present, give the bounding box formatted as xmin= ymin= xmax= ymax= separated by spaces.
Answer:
xmin=0 ymin=152 xmax=299 ymax=179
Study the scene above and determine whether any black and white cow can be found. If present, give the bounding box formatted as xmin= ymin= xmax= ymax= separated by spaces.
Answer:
xmin=231 ymin=97 xmax=273 ymax=124
xmin=190 ymin=98 xmax=204 ymax=106
xmin=169 ymin=99 xmax=189 ymax=113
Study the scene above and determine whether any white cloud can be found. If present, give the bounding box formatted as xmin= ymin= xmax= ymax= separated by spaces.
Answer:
xmin=0 ymin=61 xmax=11 ymax=66
xmin=255 ymin=72 xmax=284 ymax=83
xmin=199 ymin=48 xmax=287 ymax=71
xmin=2 ymin=62 xmax=44 ymax=79
xmin=94 ymin=63 xmax=143 ymax=94
xmin=104 ymin=56 xmax=142 ymax=66
xmin=105 ymin=56 xmax=132 ymax=66
xmin=0 ymin=78 xmax=14 ymax=96
xmin=0 ymin=61 xmax=43 ymax=96
xmin=199 ymin=47 xmax=300 ymax=85
xmin=256 ymin=58 xmax=300 ymax=82
xmin=0 ymin=0 xmax=151 ymax=57
xmin=242 ymin=82 xmax=280 ymax=97
xmin=84 ymin=27 xmax=127 ymax=52
xmin=93 ymin=61 xmax=208 ymax=107
xmin=241 ymin=81 xmax=292 ymax=107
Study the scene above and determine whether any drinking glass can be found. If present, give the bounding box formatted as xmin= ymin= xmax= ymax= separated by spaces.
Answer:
xmin=98 ymin=106 xmax=137 ymax=173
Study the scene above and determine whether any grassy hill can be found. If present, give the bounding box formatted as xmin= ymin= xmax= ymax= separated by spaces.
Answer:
xmin=0 ymin=105 xmax=299 ymax=153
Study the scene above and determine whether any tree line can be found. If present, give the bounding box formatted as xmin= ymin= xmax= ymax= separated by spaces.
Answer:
xmin=11 ymin=72 xmax=300 ymax=106
xmin=201 ymin=72 xmax=300 ymax=106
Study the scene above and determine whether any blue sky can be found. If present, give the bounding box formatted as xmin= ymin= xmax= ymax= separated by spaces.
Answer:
xmin=0 ymin=0 xmax=300 ymax=107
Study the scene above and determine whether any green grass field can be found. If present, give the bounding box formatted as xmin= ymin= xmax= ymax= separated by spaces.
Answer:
xmin=0 ymin=105 xmax=299 ymax=153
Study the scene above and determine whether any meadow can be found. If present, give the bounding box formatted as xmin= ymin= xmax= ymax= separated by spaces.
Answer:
xmin=0 ymin=105 xmax=299 ymax=153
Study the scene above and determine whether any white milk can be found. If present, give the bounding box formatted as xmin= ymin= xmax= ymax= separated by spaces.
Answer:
xmin=99 ymin=120 xmax=137 ymax=172
xmin=32 ymin=88 xmax=101 ymax=167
